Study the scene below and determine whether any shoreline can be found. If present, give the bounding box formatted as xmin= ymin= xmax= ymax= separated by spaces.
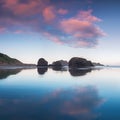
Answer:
xmin=0 ymin=64 xmax=37 ymax=69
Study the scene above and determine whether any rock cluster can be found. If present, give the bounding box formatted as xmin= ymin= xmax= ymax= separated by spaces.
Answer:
xmin=37 ymin=57 xmax=94 ymax=68
xmin=69 ymin=57 xmax=93 ymax=68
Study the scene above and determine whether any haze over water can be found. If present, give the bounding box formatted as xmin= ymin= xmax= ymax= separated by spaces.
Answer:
xmin=0 ymin=67 xmax=120 ymax=120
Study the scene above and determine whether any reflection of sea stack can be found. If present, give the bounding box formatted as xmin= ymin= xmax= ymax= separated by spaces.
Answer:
xmin=37 ymin=67 xmax=48 ymax=75
xmin=51 ymin=60 xmax=68 ymax=71
xmin=52 ymin=66 xmax=62 ymax=71
xmin=69 ymin=69 xmax=92 ymax=76
xmin=37 ymin=58 xmax=48 ymax=66
xmin=69 ymin=57 xmax=93 ymax=68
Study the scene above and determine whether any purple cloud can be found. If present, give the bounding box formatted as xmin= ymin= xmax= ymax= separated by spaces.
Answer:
xmin=0 ymin=0 xmax=106 ymax=48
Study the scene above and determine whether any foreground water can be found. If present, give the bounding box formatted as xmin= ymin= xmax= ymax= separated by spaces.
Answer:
xmin=0 ymin=66 xmax=120 ymax=120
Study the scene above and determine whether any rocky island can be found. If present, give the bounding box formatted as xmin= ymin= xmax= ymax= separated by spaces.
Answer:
xmin=69 ymin=57 xmax=94 ymax=68
xmin=50 ymin=60 xmax=68 ymax=71
xmin=37 ymin=57 xmax=103 ymax=69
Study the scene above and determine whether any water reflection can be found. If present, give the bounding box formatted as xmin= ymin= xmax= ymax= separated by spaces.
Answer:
xmin=0 ymin=86 xmax=103 ymax=120
xmin=41 ymin=86 xmax=103 ymax=120
xmin=37 ymin=67 xmax=94 ymax=77
xmin=37 ymin=67 xmax=48 ymax=75
xmin=0 ymin=69 xmax=21 ymax=80
xmin=69 ymin=68 xmax=92 ymax=76
xmin=51 ymin=66 xmax=68 ymax=71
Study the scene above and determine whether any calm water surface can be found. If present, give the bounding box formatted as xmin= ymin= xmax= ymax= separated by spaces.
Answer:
xmin=0 ymin=67 xmax=120 ymax=120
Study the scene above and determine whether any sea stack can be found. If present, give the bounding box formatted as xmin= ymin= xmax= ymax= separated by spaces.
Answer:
xmin=37 ymin=58 xmax=48 ymax=66
xmin=52 ymin=60 xmax=68 ymax=67
xmin=69 ymin=57 xmax=93 ymax=68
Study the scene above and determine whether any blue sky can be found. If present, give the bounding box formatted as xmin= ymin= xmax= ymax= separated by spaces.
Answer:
xmin=0 ymin=0 xmax=120 ymax=65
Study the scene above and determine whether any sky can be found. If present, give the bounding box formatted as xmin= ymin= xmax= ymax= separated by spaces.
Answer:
xmin=0 ymin=0 xmax=120 ymax=65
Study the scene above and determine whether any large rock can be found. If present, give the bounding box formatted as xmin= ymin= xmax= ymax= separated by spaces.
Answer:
xmin=69 ymin=57 xmax=93 ymax=68
xmin=52 ymin=60 xmax=68 ymax=66
xmin=51 ymin=60 xmax=68 ymax=71
xmin=37 ymin=58 xmax=48 ymax=66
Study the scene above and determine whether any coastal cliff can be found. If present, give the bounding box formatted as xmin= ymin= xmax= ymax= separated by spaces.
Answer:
xmin=0 ymin=53 xmax=36 ymax=67
xmin=0 ymin=53 xmax=23 ymax=65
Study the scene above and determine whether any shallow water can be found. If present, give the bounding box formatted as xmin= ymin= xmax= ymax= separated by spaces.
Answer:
xmin=0 ymin=67 xmax=120 ymax=120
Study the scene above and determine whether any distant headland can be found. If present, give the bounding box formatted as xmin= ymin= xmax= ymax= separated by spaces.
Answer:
xmin=0 ymin=53 xmax=35 ymax=67
xmin=0 ymin=53 xmax=23 ymax=65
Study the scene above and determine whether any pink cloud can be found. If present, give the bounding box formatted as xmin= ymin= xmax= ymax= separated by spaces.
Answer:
xmin=58 ymin=10 xmax=105 ymax=47
xmin=41 ymin=10 xmax=105 ymax=48
xmin=3 ymin=0 xmax=46 ymax=16
xmin=58 ymin=9 xmax=68 ymax=15
xmin=44 ymin=32 xmax=63 ymax=45
xmin=13 ymin=1 xmax=39 ymax=15
xmin=4 ymin=0 xmax=18 ymax=6
xmin=51 ymin=37 xmax=63 ymax=45
xmin=14 ymin=30 xmax=24 ymax=34
xmin=60 ymin=19 xmax=92 ymax=34
xmin=42 ymin=6 xmax=56 ymax=23
xmin=77 ymin=10 xmax=101 ymax=22
xmin=0 ymin=27 xmax=6 ymax=33
xmin=60 ymin=10 xmax=104 ymax=36
xmin=0 ymin=0 xmax=106 ymax=48
xmin=74 ymin=40 xmax=92 ymax=48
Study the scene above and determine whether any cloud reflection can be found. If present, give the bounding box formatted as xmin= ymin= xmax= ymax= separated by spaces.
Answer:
xmin=0 ymin=86 xmax=104 ymax=120
xmin=42 ymin=86 xmax=103 ymax=120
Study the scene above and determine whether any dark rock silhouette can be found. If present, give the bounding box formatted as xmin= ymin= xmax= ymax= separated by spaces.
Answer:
xmin=51 ymin=60 xmax=68 ymax=71
xmin=69 ymin=68 xmax=92 ymax=76
xmin=69 ymin=57 xmax=93 ymax=68
xmin=37 ymin=67 xmax=48 ymax=75
xmin=52 ymin=60 xmax=68 ymax=67
xmin=93 ymin=62 xmax=104 ymax=66
xmin=52 ymin=66 xmax=62 ymax=71
xmin=37 ymin=58 xmax=48 ymax=66
xmin=51 ymin=66 xmax=67 ymax=71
